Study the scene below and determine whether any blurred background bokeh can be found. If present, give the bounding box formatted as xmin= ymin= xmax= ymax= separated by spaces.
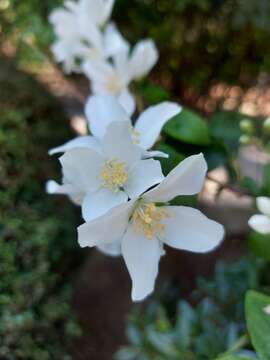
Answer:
xmin=1 ymin=1 xmax=270 ymax=359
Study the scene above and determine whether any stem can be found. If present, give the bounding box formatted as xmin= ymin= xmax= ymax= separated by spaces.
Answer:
xmin=222 ymin=334 xmax=250 ymax=356
xmin=206 ymin=175 xmax=254 ymax=197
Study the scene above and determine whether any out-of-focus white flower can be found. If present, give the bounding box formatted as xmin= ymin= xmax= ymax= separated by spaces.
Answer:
xmin=49 ymin=0 xmax=116 ymax=72
xmin=48 ymin=95 xmax=181 ymax=159
xmin=264 ymin=304 xmax=270 ymax=315
xmin=51 ymin=121 xmax=164 ymax=221
xmin=248 ymin=197 xmax=270 ymax=234
xmin=83 ymin=25 xmax=159 ymax=114
xmin=78 ymin=153 xmax=225 ymax=301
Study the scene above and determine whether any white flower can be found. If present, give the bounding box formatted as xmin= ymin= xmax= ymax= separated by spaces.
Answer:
xmin=83 ymin=25 xmax=159 ymax=114
xmin=53 ymin=121 xmax=164 ymax=221
xmin=49 ymin=0 xmax=117 ymax=73
xmin=48 ymin=95 xmax=182 ymax=158
xmin=78 ymin=153 xmax=225 ymax=301
xmin=264 ymin=304 xmax=270 ymax=315
xmin=85 ymin=95 xmax=181 ymax=154
xmin=248 ymin=197 xmax=270 ymax=234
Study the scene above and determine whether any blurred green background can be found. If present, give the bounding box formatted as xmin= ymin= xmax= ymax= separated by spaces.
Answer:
xmin=2 ymin=0 xmax=270 ymax=91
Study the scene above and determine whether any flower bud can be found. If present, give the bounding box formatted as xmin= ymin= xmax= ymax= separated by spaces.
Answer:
xmin=239 ymin=134 xmax=251 ymax=145
xmin=263 ymin=117 xmax=270 ymax=135
xmin=240 ymin=119 xmax=254 ymax=135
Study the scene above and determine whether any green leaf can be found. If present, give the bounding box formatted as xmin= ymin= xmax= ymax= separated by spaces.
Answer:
xmin=240 ymin=177 xmax=259 ymax=196
xmin=262 ymin=164 xmax=270 ymax=197
xmin=248 ymin=231 xmax=270 ymax=262
xmin=216 ymin=355 xmax=254 ymax=360
xmin=203 ymin=142 xmax=229 ymax=171
xmin=138 ymin=83 xmax=170 ymax=104
xmin=245 ymin=291 xmax=270 ymax=360
xmin=156 ymin=143 xmax=185 ymax=175
xmin=163 ymin=108 xmax=211 ymax=145
xmin=210 ymin=111 xmax=242 ymax=151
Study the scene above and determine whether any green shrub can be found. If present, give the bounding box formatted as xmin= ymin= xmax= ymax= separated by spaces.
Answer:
xmin=114 ymin=0 xmax=270 ymax=91
xmin=2 ymin=0 xmax=270 ymax=91
xmin=0 ymin=57 xmax=81 ymax=359
xmin=116 ymin=257 xmax=266 ymax=360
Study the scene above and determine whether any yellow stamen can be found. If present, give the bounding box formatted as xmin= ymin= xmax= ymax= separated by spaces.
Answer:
xmin=132 ymin=202 xmax=169 ymax=240
xmin=99 ymin=159 xmax=128 ymax=191
xmin=105 ymin=74 xmax=123 ymax=95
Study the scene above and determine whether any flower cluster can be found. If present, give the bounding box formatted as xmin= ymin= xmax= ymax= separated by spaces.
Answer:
xmin=48 ymin=0 xmax=225 ymax=301
xmin=50 ymin=0 xmax=158 ymax=115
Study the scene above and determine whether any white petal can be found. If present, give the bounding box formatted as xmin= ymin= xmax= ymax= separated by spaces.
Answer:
xmin=256 ymin=197 xmax=270 ymax=216
xmin=142 ymin=150 xmax=169 ymax=159
xmin=77 ymin=200 xmax=135 ymax=247
xmin=60 ymin=148 xmax=103 ymax=193
xmin=83 ymin=60 xmax=114 ymax=89
xmin=143 ymin=153 xmax=207 ymax=203
xmin=79 ymin=21 xmax=103 ymax=53
xmin=162 ymin=206 xmax=224 ymax=253
xmin=248 ymin=215 xmax=270 ymax=234
xmin=46 ymin=180 xmax=72 ymax=194
xmin=85 ymin=94 xmax=130 ymax=138
xmin=118 ymin=88 xmax=136 ymax=116
xmin=104 ymin=22 xmax=129 ymax=58
xmin=49 ymin=136 xmax=101 ymax=155
xmin=102 ymin=0 xmax=115 ymax=24
xmin=46 ymin=180 xmax=83 ymax=205
xmin=101 ymin=121 xmax=142 ymax=166
xmin=51 ymin=40 xmax=79 ymax=73
xmin=79 ymin=0 xmax=114 ymax=26
xmin=135 ymin=102 xmax=182 ymax=150
xmin=49 ymin=8 xmax=77 ymax=38
xmin=97 ymin=241 xmax=121 ymax=257
xmin=121 ymin=223 xmax=162 ymax=301
xmin=82 ymin=187 xmax=128 ymax=221
xmin=129 ymin=39 xmax=159 ymax=80
xmin=125 ymin=159 xmax=164 ymax=199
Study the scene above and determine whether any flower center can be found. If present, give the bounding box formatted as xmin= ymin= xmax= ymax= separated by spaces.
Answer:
xmin=100 ymin=159 xmax=128 ymax=191
xmin=132 ymin=202 xmax=169 ymax=240
xmin=105 ymin=74 xmax=123 ymax=95
xmin=131 ymin=128 xmax=141 ymax=145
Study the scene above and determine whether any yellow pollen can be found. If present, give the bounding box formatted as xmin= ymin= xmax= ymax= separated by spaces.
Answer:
xmin=132 ymin=202 xmax=169 ymax=240
xmin=131 ymin=129 xmax=141 ymax=145
xmin=105 ymin=74 xmax=123 ymax=94
xmin=99 ymin=159 xmax=128 ymax=191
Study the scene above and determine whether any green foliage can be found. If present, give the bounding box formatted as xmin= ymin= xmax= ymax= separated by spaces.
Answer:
xmin=245 ymin=291 xmax=270 ymax=360
xmin=164 ymin=108 xmax=211 ymax=145
xmin=1 ymin=0 xmax=270 ymax=91
xmin=210 ymin=111 xmax=243 ymax=152
xmin=216 ymin=356 xmax=254 ymax=360
xmin=156 ymin=144 xmax=185 ymax=176
xmin=249 ymin=232 xmax=270 ymax=262
xmin=116 ymin=258 xmax=264 ymax=360
xmin=0 ymin=57 xmax=81 ymax=358
xmin=115 ymin=0 xmax=270 ymax=91
xmin=137 ymin=82 xmax=171 ymax=105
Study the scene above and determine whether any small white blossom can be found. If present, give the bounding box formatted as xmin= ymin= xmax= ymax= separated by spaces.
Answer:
xmin=49 ymin=121 xmax=164 ymax=221
xmin=248 ymin=197 xmax=270 ymax=234
xmin=78 ymin=153 xmax=224 ymax=301
xmin=264 ymin=304 xmax=270 ymax=315
xmin=49 ymin=95 xmax=182 ymax=159
xmin=83 ymin=25 xmax=159 ymax=114
xmin=49 ymin=0 xmax=116 ymax=72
